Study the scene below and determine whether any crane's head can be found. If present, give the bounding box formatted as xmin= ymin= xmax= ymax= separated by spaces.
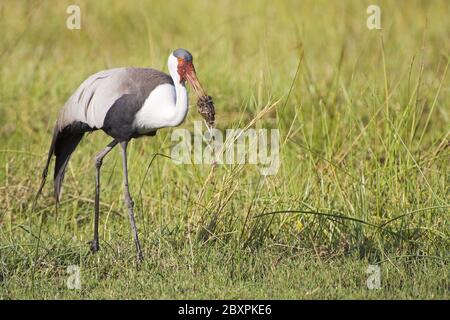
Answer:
xmin=168 ymin=48 xmax=205 ymax=98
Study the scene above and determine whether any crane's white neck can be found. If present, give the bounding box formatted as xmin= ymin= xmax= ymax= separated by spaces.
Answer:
xmin=167 ymin=54 xmax=189 ymax=127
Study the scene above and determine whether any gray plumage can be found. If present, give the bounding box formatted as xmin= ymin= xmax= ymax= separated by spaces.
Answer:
xmin=173 ymin=48 xmax=193 ymax=62
xmin=57 ymin=67 xmax=173 ymax=131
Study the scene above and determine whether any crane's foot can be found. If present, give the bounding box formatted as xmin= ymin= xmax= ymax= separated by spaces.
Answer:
xmin=88 ymin=240 xmax=100 ymax=253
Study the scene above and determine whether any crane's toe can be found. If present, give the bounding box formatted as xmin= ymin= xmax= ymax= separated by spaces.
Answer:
xmin=88 ymin=240 xmax=100 ymax=253
xmin=137 ymin=251 xmax=144 ymax=264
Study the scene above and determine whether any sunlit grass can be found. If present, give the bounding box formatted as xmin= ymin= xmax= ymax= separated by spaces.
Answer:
xmin=0 ymin=0 xmax=448 ymax=299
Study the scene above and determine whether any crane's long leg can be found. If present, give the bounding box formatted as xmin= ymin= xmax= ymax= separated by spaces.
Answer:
xmin=90 ymin=139 xmax=118 ymax=253
xmin=120 ymin=141 xmax=143 ymax=262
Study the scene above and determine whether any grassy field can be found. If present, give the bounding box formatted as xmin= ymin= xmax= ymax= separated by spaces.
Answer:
xmin=0 ymin=0 xmax=449 ymax=299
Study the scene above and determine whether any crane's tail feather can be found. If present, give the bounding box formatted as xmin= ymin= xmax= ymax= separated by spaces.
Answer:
xmin=35 ymin=122 xmax=89 ymax=206
xmin=34 ymin=126 xmax=58 ymax=207
xmin=53 ymin=130 xmax=84 ymax=203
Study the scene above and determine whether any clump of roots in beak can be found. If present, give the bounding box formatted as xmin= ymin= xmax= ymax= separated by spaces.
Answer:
xmin=197 ymin=95 xmax=215 ymax=128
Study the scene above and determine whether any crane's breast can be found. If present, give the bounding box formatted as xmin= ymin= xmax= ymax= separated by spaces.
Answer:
xmin=133 ymin=83 xmax=177 ymax=134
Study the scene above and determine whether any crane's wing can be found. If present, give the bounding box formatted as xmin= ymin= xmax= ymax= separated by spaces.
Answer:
xmin=36 ymin=67 xmax=173 ymax=203
xmin=57 ymin=67 xmax=173 ymax=130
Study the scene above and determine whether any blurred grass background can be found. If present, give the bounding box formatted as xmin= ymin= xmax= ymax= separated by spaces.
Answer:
xmin=0 ymin=0 xmax=449 ymax=299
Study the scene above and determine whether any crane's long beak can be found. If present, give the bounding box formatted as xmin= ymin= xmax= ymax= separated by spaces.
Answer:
xmin=185 ymin=64 xmax=205 ymax=98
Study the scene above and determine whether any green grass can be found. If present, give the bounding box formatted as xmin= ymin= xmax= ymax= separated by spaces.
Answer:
xmin=0 ymin=0 xmax=449 ymax=299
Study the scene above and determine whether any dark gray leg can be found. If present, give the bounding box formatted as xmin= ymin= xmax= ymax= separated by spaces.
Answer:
xmin=120 ymin=141 xmax=143 ymax=262
xmin=90 ymin=140 xmax=118 ymax=253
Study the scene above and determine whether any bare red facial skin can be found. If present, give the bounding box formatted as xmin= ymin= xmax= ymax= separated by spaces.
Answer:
xmin=176 ymin=58 xmax=187 ymax=83
xmin=177 ymin=59 xmax=205 ymax=98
